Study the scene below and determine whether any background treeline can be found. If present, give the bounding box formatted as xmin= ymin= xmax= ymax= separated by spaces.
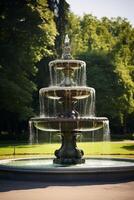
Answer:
xmin=0 ymin=0 xmax=134 ymax=140
xmin=68 ymin=13 xmax=134 ymax=137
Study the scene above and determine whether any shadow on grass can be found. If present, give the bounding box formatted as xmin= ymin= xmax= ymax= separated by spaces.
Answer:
xmin=0 ymin=144 xmax=42 ymax=148
xmin=121 ymin=145 xmax=134 ymax=151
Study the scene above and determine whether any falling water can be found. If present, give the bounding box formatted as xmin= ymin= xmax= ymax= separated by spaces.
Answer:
xmin=102 ymin=120 xmax=111 ymax=156
xmin=103 ymin=120 xmax=110 ymax=141
xmin=84 ymin=98 xmax=88 ymax=116
xmin=49 ymin=65 xmax=53 ymax=86
xmin=59 ymin=122 xmax=62 ymax=144
xmin=79 ymin=65 xmax=82 ymax=85
xmin=92 ymin=122 xmax=95 ymax=142
xmin=57 ymin=69 xmax=60 ymax=86
xmin=49 ymin=60 xmax=87 ymax=87
xmin=29 ymin=121 xmax=39 ymax=144
xmin=55 ymin=67 xmax=58 ymax=86
xmin=29 ymin=120 xmax=35 ymax=144
xmin=76 ymin=62 xmax=79 ymax=85
xmin=82 ymin=63 xmax=87 ymax=86
xmin=35 ymin=128 xmax=39 ymax=144
xmin=49 ymin=132 xmax=52 ymax=143
xmin=78 ymin=98 xmax=84 ymax=117
xmin=89 ymin=88 xmax=95 ymax=116
xmin=53 ymin=99 xmax=57 ymax=117
xmin=48 ymin=99 xmax=50 ymax=117
xmin=39 ymin=92 xmax=45 ymax=117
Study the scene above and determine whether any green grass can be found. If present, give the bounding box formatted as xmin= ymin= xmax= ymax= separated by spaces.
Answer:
xmin=0 ymin=141 xmax=134 ymax=159
xmin=78 ymin=142 xmax=134 ymax=156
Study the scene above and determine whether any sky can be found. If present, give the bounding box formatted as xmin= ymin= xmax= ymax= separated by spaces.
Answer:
xmin=66 ymin=0 xmax=134 ymax=26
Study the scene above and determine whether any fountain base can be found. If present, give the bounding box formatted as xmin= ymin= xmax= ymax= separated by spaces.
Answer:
xmin=53 ymin=158 xmax=85 ymax=165
xmin=54 ymin=131 xmax=85 ymax=165
xmin=0 ymin=158 xmax=134 ymax=182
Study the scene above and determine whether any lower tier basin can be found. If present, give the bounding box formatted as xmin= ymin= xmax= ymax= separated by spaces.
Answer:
xmin=0 ymin=157 xmax=134 ymax=182
xmin=31 ymin=117 xmax=108 ymax=132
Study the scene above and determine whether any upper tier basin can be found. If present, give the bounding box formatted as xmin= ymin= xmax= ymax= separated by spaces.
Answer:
xmin=31 ymin=117 xmax=108 ymax=132
xmin=49 ymin=60 xmax=85 ymax=70
xmin=40 ymin=87 xmax=93 ymax=100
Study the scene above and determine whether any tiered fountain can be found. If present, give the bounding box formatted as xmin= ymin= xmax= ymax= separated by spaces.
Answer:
xmin=0 ymin=35 xmax=134 ymax=182
xmin=31 ymin=35 xmax=109 ymax=165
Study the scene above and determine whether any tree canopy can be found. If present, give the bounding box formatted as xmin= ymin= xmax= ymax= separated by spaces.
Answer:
xmin=68 ymin=14 xmax=134 ymax=133
xmin=0 ymin=1 xmax=134 ymax=137
xmin=0 ymin=0 xmax=57 ymax=134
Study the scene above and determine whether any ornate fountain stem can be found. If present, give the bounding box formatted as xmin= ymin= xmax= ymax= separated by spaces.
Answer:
xmin=53 ymin=131 xmax=85 ymax=164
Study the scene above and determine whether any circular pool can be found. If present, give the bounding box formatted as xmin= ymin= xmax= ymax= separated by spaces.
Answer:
xmin=0 ymin=157 xmax=134 ymax=182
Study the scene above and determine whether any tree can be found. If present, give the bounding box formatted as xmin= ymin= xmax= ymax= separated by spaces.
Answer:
xmin=67 ymin=12 xmax=83 ymax=56
xmin=48 ymin=0 xmax=70 ymax=57
xmin=0 ymin=0 xmax=57 ymax=134
xmin=68 ymin=14 xmax=134 ymax=134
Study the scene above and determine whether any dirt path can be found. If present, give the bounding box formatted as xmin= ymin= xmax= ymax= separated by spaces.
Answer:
xmin=0 ymin=180 xmax=134 ymax=200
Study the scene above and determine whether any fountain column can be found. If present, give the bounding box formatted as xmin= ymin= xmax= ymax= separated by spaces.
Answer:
xmin=54 ymin=131 xmax=85 ymax=164
xmin=53 ymin=35 xmax=85 ymax=164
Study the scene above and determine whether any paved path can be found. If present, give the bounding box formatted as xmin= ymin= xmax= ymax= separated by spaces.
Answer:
xmin=0 ymin=180 xmax=134 ymax=200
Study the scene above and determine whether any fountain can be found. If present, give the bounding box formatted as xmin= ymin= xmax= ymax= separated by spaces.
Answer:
xmin=30 ymin=34 xmax=109 ymax=165
xmin=0 ymin=35 xmax=134 ymax=182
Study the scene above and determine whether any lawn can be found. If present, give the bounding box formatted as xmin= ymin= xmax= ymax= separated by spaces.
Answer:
xmin=0 ymin=141 xmax=134 ymax=159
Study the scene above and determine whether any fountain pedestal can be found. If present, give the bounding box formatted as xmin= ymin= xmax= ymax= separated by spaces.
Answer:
xmin=53 ymin=131 xmax=85 ymax=164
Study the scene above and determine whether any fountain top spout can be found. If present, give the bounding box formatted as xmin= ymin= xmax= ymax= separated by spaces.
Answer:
xmin=62 ymin=34 xmax=72 ymax=60
xmin=65 ymin=34 xmax=70 ymax=44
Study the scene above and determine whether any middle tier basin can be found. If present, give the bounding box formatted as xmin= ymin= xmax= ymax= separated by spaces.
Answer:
xmin=39 ymin=87 xmax=94 ymax=100
xmin=31 ymin=117 xmax=108 ymax=132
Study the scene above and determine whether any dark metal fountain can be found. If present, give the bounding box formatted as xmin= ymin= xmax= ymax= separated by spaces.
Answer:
xmin=31 ymin=35 xmax=109 ymax=165
xmin=0 ymin=35 xmax=134 ymax=182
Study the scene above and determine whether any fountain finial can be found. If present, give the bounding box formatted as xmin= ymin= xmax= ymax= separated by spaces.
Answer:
xmin=62 ymin=34 xmax=72 ymax=59
xmin=65 ymin=34 xmax=70 ymax=44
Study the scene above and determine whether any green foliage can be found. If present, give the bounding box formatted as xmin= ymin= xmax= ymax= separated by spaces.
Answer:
xmin=67 ymin=12 xmax=83 ymax=56
xmin=0 ymin=0 xmax=57 ymax=132
xmin=0 ymin=1 xmax=134 ymax=136
xmin=48 ymin=0 xmax=70 ymax=57
xmin=68 ymin=14 xmax=134 ymax=133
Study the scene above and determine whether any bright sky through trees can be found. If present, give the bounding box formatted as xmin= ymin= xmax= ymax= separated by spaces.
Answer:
xmin=67 ymin=0 xmax=134 ymax=26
